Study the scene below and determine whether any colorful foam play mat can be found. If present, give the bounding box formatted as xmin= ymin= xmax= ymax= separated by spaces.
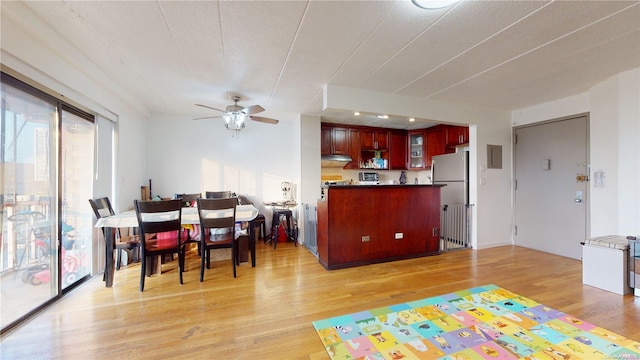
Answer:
xmin=312 ymin=284 xmax=640 ymax=359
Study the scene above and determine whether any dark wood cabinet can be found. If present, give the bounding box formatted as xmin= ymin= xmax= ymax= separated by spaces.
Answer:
xmin=321 ymin=123 xmax=467 ymax=171
xmin=317 ymin=185 xmax=441 ymax=270
xmin=408 ymin=126 xmax=448 ymax=169
xmin=321 ymin=125 xmax=350 ymax=155
xmin=446 ymin=125 xmax=469 ymax=147
xmin=360 ymin=129 xmax=389 ymax=150
xmin=344 ymin=129 xmax=361 ymax=169
xmin=408 ymin=130 xmax=426 ymax=169
xmin=389 ymin=130 xmax=407 ymax=170
xmin=426 ymin=125 xmax=447 ymax=168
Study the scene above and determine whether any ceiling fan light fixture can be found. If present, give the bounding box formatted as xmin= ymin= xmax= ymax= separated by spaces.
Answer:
xmin=235 ymin=113 xmax=247 ymax=127
xmin=412 ymin=0 xmax=460 ymax=9
xmin=409 ymin=118 xmax=416 ymax=122
xmin=194 ymin=95 xmax=279 ymax=133
xmin=223 ymin=112 xmax=246 ymax=131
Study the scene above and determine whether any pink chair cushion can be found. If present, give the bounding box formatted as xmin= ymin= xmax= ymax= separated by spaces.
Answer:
xmin=187 ymin=225 xmax=210 ymax=241
xmin=149 ymin=230 xmax=185 ymax=250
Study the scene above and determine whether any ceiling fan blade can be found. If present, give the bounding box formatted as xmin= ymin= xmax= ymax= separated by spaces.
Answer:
xmin=195 ymin=103 xmax=225 ymax=112
xmin=249 ymin=115 xmax=279 ymax=124
xmin=193 ymin=116 xmax=222 ymax=120
xmin=242 ymin=104 xmax=265 ymax=115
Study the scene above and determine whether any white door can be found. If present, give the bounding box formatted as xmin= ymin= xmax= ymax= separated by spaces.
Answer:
xmin=514 ymin=116 xmax=588 ymax=259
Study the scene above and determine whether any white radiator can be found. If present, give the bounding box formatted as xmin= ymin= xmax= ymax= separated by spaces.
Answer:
xmin=303 ymin=204 xmax=318 ymax=257
xmin=440 ymin=204 xmax=471 ymax=251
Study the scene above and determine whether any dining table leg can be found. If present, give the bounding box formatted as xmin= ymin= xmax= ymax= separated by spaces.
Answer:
xmin=249 ymin=221 xmax=256 ymax=267
xmin=104 ymin=227 xmax=115 ymax=287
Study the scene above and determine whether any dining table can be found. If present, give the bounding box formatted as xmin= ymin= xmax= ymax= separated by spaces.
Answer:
xmin=95 ymin=204 xmax=259 ymax=287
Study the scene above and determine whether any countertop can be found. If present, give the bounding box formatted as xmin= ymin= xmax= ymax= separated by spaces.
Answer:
xmin=322 ymin=184 xmax=446 ymax=188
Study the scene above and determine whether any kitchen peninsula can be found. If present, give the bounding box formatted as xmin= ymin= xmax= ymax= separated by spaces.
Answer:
xmin=317 ymin=184 xmax=443 ymax=270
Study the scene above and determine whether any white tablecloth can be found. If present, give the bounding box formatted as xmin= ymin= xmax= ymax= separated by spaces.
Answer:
xmin=95 ymin=205 xmax=259 ymax=228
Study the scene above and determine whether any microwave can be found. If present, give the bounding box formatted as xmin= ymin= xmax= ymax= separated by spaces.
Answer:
xmin=359 ymin=172 xmax=379 ymax=182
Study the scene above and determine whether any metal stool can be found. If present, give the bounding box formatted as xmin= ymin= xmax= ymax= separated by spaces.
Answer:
xmin=269 ymin=209 xmax=297 ymax=249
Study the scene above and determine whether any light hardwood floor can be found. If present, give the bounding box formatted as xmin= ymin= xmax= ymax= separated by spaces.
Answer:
xmin=1 ymin=243 xmax=638 ymax=359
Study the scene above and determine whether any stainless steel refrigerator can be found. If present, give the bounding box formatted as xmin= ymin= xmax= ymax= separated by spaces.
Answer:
xmin=431 ymin=151 xmax=469 ymax=206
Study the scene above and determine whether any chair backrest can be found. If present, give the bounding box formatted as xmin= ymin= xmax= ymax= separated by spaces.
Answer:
xmin=134 ymin=199 xmax=183 ymax=238
xmin=205 ymin=191 xmax=232 ymax=199
xmin=89 ymin=197 xmax=115 ymax=219
xmin=175 ymin=193 xmax=201 ymax=207
xmin=236 ymin=195 xmax=253 ymax=205
xmin=196 ymin=198 xmax=237 ymax=235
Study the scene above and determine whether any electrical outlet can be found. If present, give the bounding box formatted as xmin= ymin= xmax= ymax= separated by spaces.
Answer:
xmin=395 ymin=233 xmax=403 ymax=239
xmin=362 ymin=235 xmax=370 ymax=242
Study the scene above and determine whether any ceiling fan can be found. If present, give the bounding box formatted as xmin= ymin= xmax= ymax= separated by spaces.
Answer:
xmin=194 ymin=95 xmax=279 ymax=132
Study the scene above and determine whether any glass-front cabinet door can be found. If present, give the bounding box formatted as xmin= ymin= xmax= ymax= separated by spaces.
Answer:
xmin=409 ymin=131 xmax=425 ymax=169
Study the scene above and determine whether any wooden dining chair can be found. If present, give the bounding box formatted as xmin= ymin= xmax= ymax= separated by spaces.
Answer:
xmin=196 ymin=198 xmax=238 ymax=280
xmin=175 ymin=193 xmax=204 ymax=256
xmin=205 ymin=191 xmax=233 ymax=199
xmin=134 ymin=199 xmax=187 ymax=291
xmin=175 ymin=193 xmax=201 ymax=207
xmin=89 ymin=197 xmax=140 ymax=270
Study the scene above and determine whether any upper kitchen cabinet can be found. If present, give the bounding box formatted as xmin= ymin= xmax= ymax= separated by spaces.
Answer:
xmin=408 ymin=130 xmax=426 ymax=169
xmin=360 ymin=128 xmax=389 ymax=150
xmin=321 ymin=125 xmax=350 ymax=155
xmin=389 ymin=130 xmax=407 ymax=170
xmin=445 ymin=125 xmax=469 ymax=148
xmin=425 ymin=125 xmax=446 ymax=168
xmin=409 ymin=125 xmax=447 ymax=169
xmin=344 ymin=129 xmax=361 ymax=170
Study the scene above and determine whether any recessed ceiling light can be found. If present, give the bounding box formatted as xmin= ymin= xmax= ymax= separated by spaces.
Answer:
xmin=409 ymin=118 xmax=416 ymax=122
xmin=412 ymin=0 xmax=460 ymax=10
xmin=353 ymin=111 xmax=360 ymax=116
xmin=377 ymin=115 xmax=389 ymax=119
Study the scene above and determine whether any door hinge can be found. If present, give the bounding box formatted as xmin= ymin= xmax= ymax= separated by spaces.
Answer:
xmin=514 ymin=180 xmax=517 ymax=190
xmin=514 ymin=225 xmax=518 ymax=236
xmin=513 ymin=134 xmax=517 ymax=144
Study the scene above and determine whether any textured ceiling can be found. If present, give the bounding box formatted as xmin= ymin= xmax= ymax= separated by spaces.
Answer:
xmin=8 ymin=0 xmax=640 ymax=129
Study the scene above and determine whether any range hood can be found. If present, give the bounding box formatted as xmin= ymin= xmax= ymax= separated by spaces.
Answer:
xmin=321 ymin=154 xmax=353 ymax=168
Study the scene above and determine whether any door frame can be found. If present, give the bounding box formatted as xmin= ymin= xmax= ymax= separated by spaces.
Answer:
xmin=512 ymin=113 xmax=591 ymax=256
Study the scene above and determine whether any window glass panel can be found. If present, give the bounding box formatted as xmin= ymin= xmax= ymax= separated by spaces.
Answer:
xmin=60 ymin=109 xmax=94 ymax=289
xmin=1 ymin=78 xmax=58 ymax=329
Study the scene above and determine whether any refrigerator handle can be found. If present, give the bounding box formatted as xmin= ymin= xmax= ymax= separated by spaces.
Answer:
xmin=430 ymin=161 xmax=435 ymax=183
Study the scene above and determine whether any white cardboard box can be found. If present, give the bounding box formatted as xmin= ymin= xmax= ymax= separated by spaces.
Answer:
xmin=582 ymin=244 xmax=631 ymax=295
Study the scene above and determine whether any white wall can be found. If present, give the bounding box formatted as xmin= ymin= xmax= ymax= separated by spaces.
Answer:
xmin=322 ymin=85 xmax=514 ymax=249
xmin=146 ymin=113 xmax=301 ymax=222
xmin=512 ymin=68 xmax=640 ymax=237
xmin=300 ymin=115 xmax=322 ymax=205
xmin=616 ymin=69 xmax=640 ymax=235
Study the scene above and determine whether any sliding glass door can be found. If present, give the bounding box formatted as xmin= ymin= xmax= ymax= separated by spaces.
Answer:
xmin=60 ymin=107 xmax=94 ymax=289
xmin=1 ymin=73 xmax=94 ymax=332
